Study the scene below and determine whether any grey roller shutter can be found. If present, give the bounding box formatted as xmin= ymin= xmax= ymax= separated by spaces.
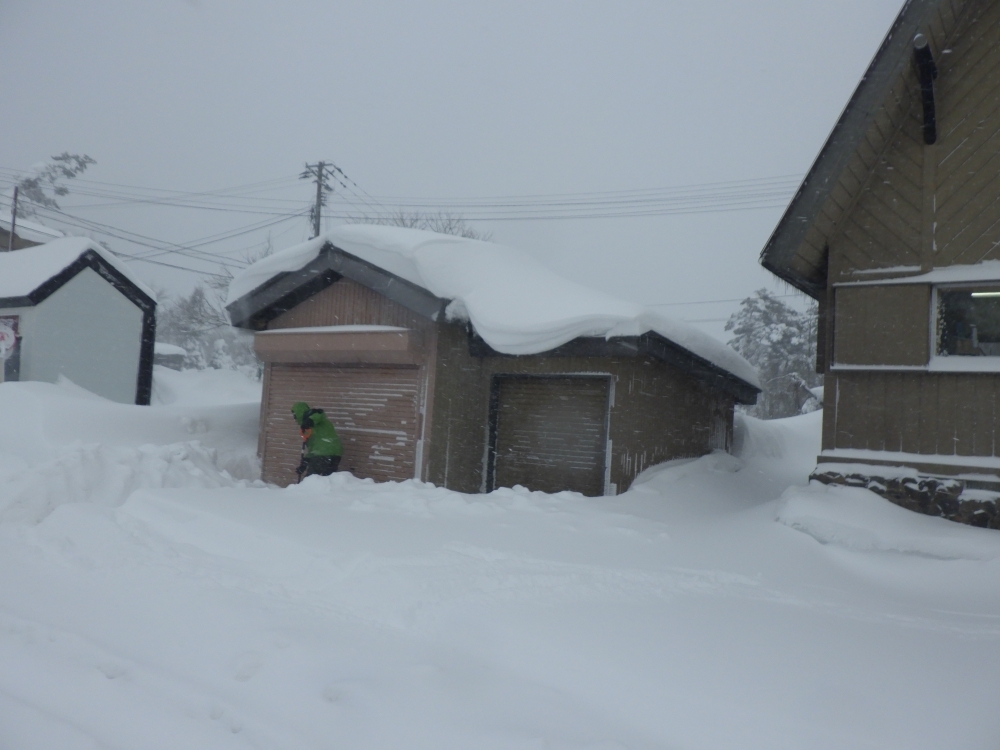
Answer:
xmin=262 ymin=363 xmax=422 ymax=486
xmin=491 ymin=376 xmax=609 ymax=496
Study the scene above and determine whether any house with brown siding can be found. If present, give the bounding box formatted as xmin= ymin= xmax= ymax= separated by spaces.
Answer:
xmin=761 ymin=0 xmax=1000 ymax=525
xmin=227 ymin=225 xmax=759 ymax=495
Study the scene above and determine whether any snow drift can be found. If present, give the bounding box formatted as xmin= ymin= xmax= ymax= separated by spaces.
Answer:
xmin=2 ymin=373 xmax=1000 ymax=749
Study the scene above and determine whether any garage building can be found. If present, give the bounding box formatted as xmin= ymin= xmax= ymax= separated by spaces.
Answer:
xmin=227 ymin=225 xmax=759 ymax=495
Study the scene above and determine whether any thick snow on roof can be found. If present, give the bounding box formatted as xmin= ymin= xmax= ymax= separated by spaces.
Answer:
xmin=229 ymin=225 xmax=758 ymax=388
xmin=0 ymin=237 xmax=156 ymax=303
xmin=0 ymin=215 xmax=66 ymax=244
xmin=153 ymin=342 xmax=187 ymax=357
xmin=836 ymin=260 xmax=1000 ymax=287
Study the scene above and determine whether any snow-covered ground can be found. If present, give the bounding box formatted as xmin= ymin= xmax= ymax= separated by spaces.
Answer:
xmin=1 ymin=373 xmax=999 ymax=749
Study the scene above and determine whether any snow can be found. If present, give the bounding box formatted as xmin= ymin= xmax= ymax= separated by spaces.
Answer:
xmin=836 ymin=259 xmax=1000 ymax=286
xmin=929 ymin=354 xmax=1000 ymax=372
xmin=2 ymin=381 xmax=1000 ymax=747
xmin=0 ymin=237 xmax=157 ymax=303
xmin=0 ymin=215 xmax=65 ymax=244
xmin=776 ymin=483 xmax=1000 ymax=560
xmin=820 ymin=447 xmax=1000 ymax=473
xmin=153 ymin=342 xmax=187 ymax=357
xmin=227 ymin=225 xmax=759 ymax=389
xmin=150 ymin=365 xmax=263 ymax=408
xmin=849 ymin=264 xmax=922 ymax=276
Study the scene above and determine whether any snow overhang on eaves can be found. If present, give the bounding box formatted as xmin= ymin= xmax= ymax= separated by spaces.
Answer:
xmin=225 ymin=242 xmax=450 ymax=330
xmin=758 ymin=0 xmax=945 ymax=299
xmin=467 ymin=328 xmax=760 ymax=405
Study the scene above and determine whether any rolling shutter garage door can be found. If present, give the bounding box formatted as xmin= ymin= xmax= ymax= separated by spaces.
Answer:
xmin=262 ymin=363 xmax=422 ymax=486
xmin=491 ymin=376 xmax=609 ymax=496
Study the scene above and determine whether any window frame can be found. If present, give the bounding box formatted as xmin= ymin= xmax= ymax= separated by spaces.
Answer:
xmin=929 ymin=283 xmax=1000 ymax=372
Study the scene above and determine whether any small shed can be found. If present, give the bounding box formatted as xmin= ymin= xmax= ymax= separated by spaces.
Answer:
xmin=153 ymin=342 xmax=188 ymax=371
xmin=227 ymin=225 xmax=759 ymax=495
xmin=0 ymin=237 xmax=156 ymax=404
xmin=760 ymin=0 xmax=1000 ymax=525
xmin=0 ymin=215 xmax=65 ymax=252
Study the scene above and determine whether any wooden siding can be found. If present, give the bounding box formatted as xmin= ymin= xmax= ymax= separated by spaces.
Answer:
xmin=833 ymin=285 xmax=930 ymax=365
xmin=268 ymin=277 xmax=430 ymax=332
xmin=491 ymin=376 xmax=610 ymax=496
xmin=813 ymin=0 xmax=1000 ymax=475
xmin=825 ymin=370 xmax=1000 ymax=457
xmin=933 ymin=0 xmax=1000 ymax=266
xmin=259 ymin=275 xmax=735 ymax=494
xmin=426 ymin=323 xmax=733 ymax=495
xmin=824 ymin=0 xmax=1000 ymax=280
xmin=793 ymin=0 xmax=975 ymax=285
xmin=261 ymin=363 xmax=423 ymax=486
xmin=260 ymin=276 xmax=437 ymax=484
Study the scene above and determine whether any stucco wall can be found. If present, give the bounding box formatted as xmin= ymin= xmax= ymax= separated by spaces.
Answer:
xmin=21 ymin=267 xmax=144 ymax=403
xmin=426 ymin=323 xmax=733 ymax=495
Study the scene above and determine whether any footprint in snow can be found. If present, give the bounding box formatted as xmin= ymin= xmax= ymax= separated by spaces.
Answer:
xmin=97 ymin=662 xmax=127 ymax=680
xmin=229 ymin=651 xmax=263 ymax=681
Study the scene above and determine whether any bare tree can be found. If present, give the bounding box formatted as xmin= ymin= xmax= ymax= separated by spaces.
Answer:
xmin=353 ymin=210 xmax=491 ymax=241
xmin=13 ymin=153 xmax=96 ymax=215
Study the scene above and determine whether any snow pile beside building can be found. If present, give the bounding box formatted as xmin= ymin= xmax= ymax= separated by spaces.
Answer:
xmin=227 ymin=224 xmax=759 ymax=388
xmin=150 ymin=365 xmax=263 ymax=407
xmin=776 ymin=482 xmax=1000 ymax=560
xmin=0 ymin=376 xmax=261 ymax=490
xmin=0 ymin=441 xmax=242 ymax=524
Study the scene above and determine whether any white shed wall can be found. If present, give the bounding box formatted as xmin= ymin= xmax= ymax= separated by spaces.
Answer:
xmin=21 ymin=268 xmax=144 ymax=403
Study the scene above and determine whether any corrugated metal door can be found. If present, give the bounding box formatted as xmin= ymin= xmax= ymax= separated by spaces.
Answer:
xmin=262 ymin=363 xmax=423 ymax=486
xmin=490 ymin=376 xmax=610 ymax=496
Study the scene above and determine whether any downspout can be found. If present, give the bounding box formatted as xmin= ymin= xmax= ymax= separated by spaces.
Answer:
xmin=913 ymin=33 xmax=938 ymax=145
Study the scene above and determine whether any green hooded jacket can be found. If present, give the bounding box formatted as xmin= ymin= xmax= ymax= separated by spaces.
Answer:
xmin=291 ymin=402 xmax=343 ymax=457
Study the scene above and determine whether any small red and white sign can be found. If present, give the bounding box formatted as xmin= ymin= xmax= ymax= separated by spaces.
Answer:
xmin=0 ymin=317 xmax=18 ymax=360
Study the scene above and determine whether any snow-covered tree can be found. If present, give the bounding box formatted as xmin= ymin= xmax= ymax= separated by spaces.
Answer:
xmin=726 ymin=289 xmax=822 ymax=419
xmin=156 ymin=286 xmax=259 ymax=375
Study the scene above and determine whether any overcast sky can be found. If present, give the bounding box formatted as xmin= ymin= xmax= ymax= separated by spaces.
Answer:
xmin=1 ymin=0 xmax=903 ymax=337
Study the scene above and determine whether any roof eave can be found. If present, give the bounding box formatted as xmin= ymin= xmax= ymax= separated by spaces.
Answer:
xmin=466 ymin=327 xmax=759 ymax=404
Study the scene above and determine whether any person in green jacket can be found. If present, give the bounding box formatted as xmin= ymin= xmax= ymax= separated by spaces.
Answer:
xmin=291 ymin=401 xmax=343 ymax=480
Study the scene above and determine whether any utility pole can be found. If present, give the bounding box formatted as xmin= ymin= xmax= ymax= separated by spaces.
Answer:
xmin=6 ymin=186 xmax=18 ymax=252
xmin=300 ymin=161 xmax=334 ymax=238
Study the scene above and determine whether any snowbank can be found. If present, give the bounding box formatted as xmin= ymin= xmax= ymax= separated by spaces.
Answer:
xmin=227 ymin=225 xmax=759 ymax=388
xmin=0 ymin=441 xmax=242 ymax=524
xmin=3 ymin=388 xmax=1000 ymax=748
xmin=777 ymin=482 xmax=1000 ymax=560
xmin=150 ymin=365 xmax=262 ymax=407
xmin=0 ymin=236 xmax=156 ymax=301
xmin=0 ymin=377 xmax=261 ymax=491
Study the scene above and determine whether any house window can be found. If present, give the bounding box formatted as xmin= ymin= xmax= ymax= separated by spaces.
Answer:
xmin=937 ymin=287 xmax=1000 ymax=356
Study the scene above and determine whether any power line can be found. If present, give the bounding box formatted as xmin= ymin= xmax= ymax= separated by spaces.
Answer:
xmin=1 ymin=169 xmax=800 ymax=220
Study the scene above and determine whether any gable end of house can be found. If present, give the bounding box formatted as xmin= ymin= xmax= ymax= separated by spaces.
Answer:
xmin=759 ymin=0 xmax=961 ymax=297
xmin=227 ymin=242 xmax=450 ymax=330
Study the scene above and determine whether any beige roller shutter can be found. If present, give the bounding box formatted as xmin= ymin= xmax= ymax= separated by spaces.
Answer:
xmin=262 ymin=363 xmax=423 ymax=486
xmin=491 ymin=376 xmax=610 ymax=496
